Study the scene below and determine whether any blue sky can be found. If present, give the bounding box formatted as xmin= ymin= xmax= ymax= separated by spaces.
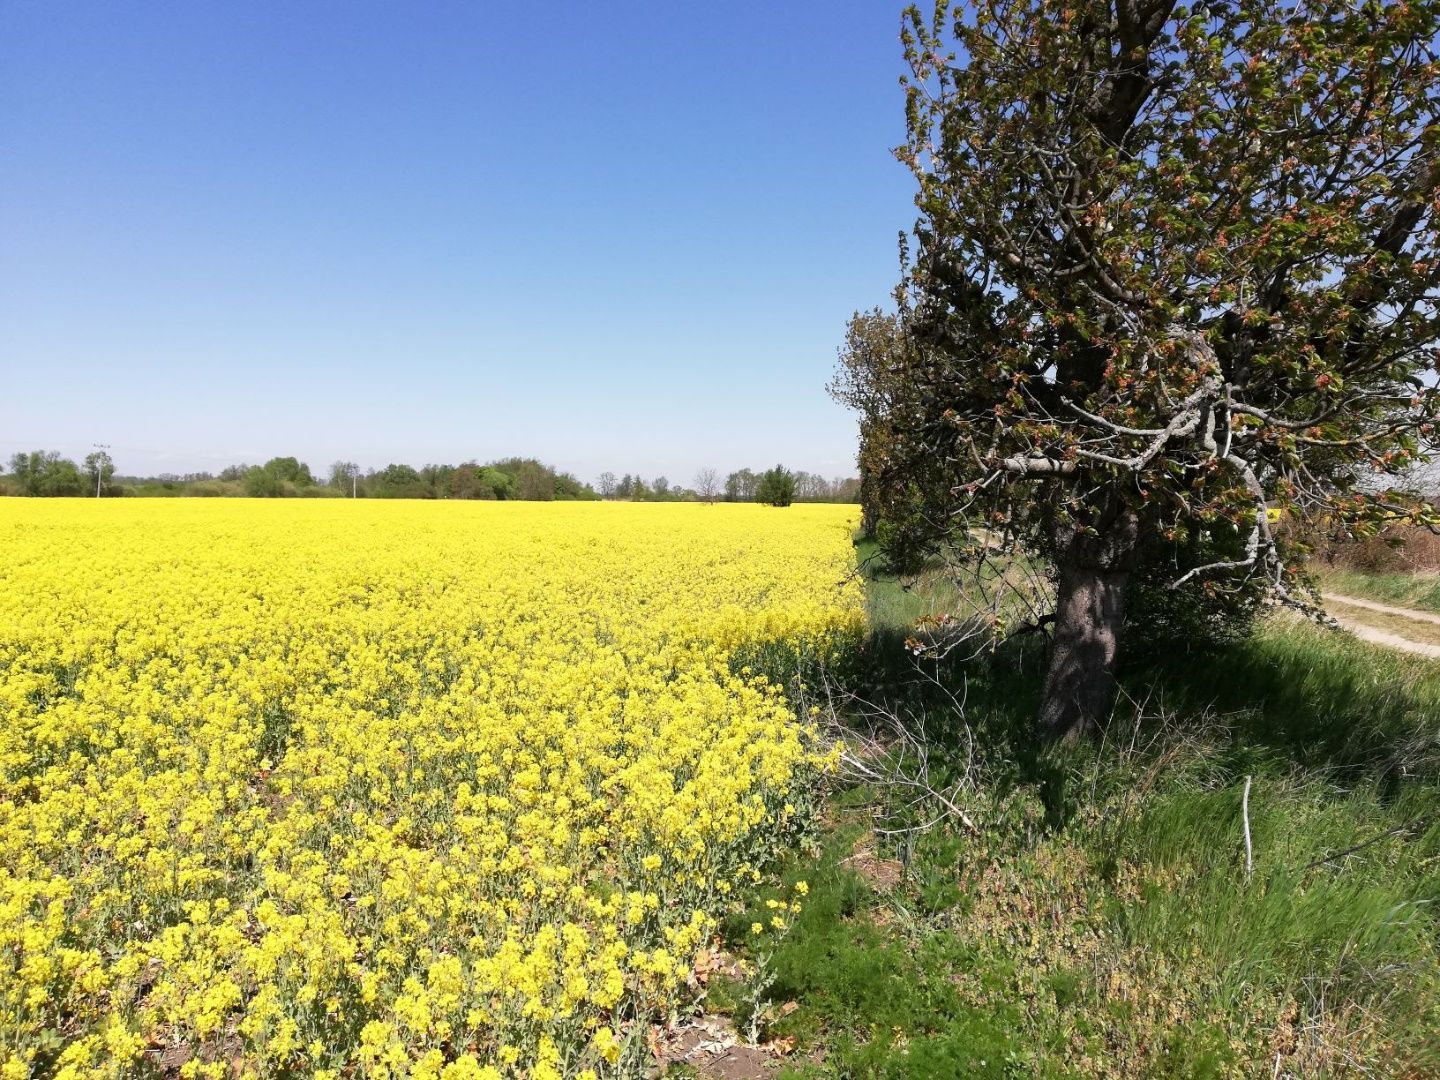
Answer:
xmin=1 ymin=2 xmax=914 ymax=485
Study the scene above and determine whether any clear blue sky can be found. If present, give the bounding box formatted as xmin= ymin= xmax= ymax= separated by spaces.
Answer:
xmin=1 ymin=1 xmax=914 ymax=485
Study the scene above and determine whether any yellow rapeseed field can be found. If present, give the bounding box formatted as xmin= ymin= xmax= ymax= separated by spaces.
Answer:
xmin=0 ymin=500 xmax=862 ymax=1079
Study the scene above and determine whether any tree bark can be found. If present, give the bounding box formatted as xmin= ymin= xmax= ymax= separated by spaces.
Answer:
xmin=1037 ymin=505 xmax=1140 ymax=742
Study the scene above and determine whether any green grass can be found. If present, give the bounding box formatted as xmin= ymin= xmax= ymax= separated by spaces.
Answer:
xmin=722 ymin=545 xmax=1440 ymax=1077
xmin=853 ymin=537 xmax=962 ymax=635
xmin=1318 ymin=567 xmax=1440 ymax=614
xmin=854 ymin=536 xmax=1047 ymax=638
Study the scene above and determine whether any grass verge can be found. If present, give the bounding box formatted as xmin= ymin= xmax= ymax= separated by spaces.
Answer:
xmin=1319 ymin=568 xmax=1440 ymax=614
xmin=707 ymin=548 xmax=1440 ymax=1078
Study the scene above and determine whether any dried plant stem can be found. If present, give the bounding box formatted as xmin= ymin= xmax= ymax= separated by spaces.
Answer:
xmin=1242 ymin=775 xmax=1254 ymax=880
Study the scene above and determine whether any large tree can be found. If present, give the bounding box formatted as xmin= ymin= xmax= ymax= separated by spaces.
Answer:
xmin=757 ymin=465 xmax=797 ymax=507
xmin=694 ymin=467 xmax=721 ymax=503
xmin=863 ymin=0 xmax=1440 ymax=740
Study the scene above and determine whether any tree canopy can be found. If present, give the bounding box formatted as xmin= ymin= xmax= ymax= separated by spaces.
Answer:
xmin=843 ymin=0 xmax=1440 ymax=739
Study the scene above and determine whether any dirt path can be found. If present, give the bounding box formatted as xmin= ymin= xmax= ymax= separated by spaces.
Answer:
xmin=1325 ymin=592 xmax=1440 ymax=627
xmin=1323 ymin=593 xmax=1440 ymax=659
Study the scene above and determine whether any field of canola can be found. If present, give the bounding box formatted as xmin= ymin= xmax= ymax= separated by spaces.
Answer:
xmin=0 ymin=500 xmax=863 ymax=1079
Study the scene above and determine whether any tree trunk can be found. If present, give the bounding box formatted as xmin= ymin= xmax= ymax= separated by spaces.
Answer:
xmin=1037 ymin=505 xmax=1140 ymax=742
xmin=1037 ymin=558 xmax=1131 ymax=742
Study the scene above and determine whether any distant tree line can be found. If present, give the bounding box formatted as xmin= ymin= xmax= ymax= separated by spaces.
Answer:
xmin=0 ymin=452 xmax=596 ymax=501
xmin=7 ymin=450 xmax=116 ymax=497
xmin=595 ymin=467 xmax=859 ymax=506
xmin=3 ymin=450 xmax=861 ymax=506
xmin=328 ymin=457 xmax=596 ymax=501
xmin=594 ymin=473 xmax=681 ymax=501
xmin=721 ymin=467 xmax=859 ymax=505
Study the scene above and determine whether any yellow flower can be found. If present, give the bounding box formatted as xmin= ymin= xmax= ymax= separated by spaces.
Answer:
xmin=592 ymin=1024 xmax=622 ymax=1064
xmin=0 ymin=500 xmax=862 ymax=1073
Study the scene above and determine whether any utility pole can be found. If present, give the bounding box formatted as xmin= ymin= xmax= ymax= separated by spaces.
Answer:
xmin=352 ymin=469 xmax=357 ymax=498
xmin=92 ymin=443 xmax=111 ymax=498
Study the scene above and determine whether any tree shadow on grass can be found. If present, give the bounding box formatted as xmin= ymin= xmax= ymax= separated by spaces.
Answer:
xmin=1118 ymin=620 xmax=1440 ymax=793
xmin=811 ymin=612 xmax=1440 ymax=841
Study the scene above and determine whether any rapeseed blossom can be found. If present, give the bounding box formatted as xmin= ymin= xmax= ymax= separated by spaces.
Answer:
xmin=0 ymin=500 xmax=860 ymax=1077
